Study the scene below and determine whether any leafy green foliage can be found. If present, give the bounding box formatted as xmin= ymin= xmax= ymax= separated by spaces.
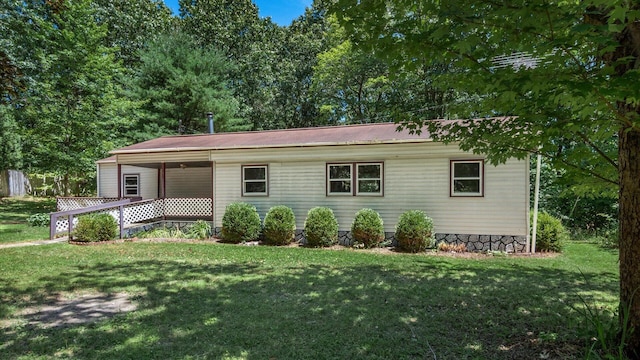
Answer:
xmin=303 ymin=207 xmax=338 ymax=247
xmin=26 ymin=213 xmax=49 ymax=227
xmin=129 ymin=30 xmax=247 ymax=135
xmin=395 ymin=210 xmax=435 ymax=253
xmin=350 ymin=208 xmax=384 ymax=248
xmin=0 ymin=106 xmax=22 ymax=170
xmin=73 ymin=214 xmax=118 ymax=242
xmin=221 ymin=202 xmax=262 ymax=243
xmin=263 ymin=205 xmax=296 ymax=246
xmin=11 ymin=0 xmax=134 ymax=193
xmin=330 ymin=1 xmax=640 ymax=349
xmin=93 ymin=0 xmax=174 ymax=69
xmin=532 ymin=212 xmax=568 ymax=253
xmin=187 ymin=220 xmax=212 ymax=240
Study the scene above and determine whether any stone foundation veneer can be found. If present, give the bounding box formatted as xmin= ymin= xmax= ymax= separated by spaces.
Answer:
xmin=228 ymin=227 xmax=527 ymax=253
xmin=434 ymin=233 xmax=528 ymax=253
xmin=127 ymin=222 xmax=527 ymax=253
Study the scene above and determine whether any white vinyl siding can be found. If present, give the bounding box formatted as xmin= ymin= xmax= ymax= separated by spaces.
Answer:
xmin=97 ymin=164 xmax=157 ymax=199
xmin=165 ymin=167 xmax=212 ymax=198
xmin=212 ymin=142 xmax=528 ymax=237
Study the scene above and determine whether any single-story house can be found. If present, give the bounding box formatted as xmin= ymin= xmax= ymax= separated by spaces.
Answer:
xmin=96 ymin=121 xmax=530 ymax=252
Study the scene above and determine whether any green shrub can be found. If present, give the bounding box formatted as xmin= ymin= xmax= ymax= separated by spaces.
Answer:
xmin=221 ymin=202 xmax=262 ymax=243
xmin=351 ymin=208 xmax=384 ymax=248
xmin=263 ymin=205 xmax=296 ymax=245
xmin=532 ymin=211 xmax=567 ymax=252
xmin=27 ymin=213 xmax=50 ymax=227
xmin=187 ymin=220 xmax=212 ymax=240
xmin=395 ymin=210 xmax=435 ymax=253
xmin=73 ymin=213 xmax=118 ymax=242
xmin=304 ymin=207 xmax=338 ymax=247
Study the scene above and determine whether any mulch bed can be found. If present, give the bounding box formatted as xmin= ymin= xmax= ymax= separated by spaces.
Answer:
xmin=67 ymin=237 xmax=559 ymax=258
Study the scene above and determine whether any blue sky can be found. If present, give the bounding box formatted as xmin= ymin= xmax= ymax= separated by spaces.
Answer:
xmin=163 ymin=0 xmax=312 ymax=26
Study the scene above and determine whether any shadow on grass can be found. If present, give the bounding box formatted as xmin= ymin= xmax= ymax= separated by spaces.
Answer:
xmin=0 ymin=255 xmax=618 ymax=359
xmin=0 ymin=197 xmax=55 ymax=223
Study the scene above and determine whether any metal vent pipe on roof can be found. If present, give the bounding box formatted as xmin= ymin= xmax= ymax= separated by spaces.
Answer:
xmin=206 ymin=112 xmax=214 ymax=134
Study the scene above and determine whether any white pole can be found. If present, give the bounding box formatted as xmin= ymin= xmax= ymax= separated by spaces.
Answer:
xmin=531 ymin=153 xmax=542 ymax=253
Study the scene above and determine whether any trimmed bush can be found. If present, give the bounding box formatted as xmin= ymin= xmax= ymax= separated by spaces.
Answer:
xmin=263 ymin=205 xmax=296 ymax=245
xmin=395 ymin=210 xmax=435 ymax=253
xmin=221 ymin=202 xmax=261 ymax=243
xmin=73 ymin=214 xmax=118 ymax=242
xmin=304 ymin=207 xmax=338 ymax=247
xmin=351 ymin=208 xmax=384 ymax=248
xmin=532 ymin=211 xmax=567 ymax=252
xmin=27 ymin=213 xmax=50 ymax=227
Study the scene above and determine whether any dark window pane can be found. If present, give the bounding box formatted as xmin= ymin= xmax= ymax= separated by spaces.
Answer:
xmin=358 ymin=180 xmax=381 ymax=193
xmin=358 ymin=164 xmax=380 ymax=179
xmin=330 ymin=180 xmax=351 ymax=193
xmin=245 ymin=181 xmax=266 ymax=193
xmin=329 ymin=165 xmax=351 ymax=179
xmin=454 ymin=179 xmax=480 ymax=193
xmin=124 ymin=177 xmax=138 ymax=186
xmin=244 ymin=167 xmax=266 ymax=180
xmin=454 ymin=163 xmax=480 ymax=178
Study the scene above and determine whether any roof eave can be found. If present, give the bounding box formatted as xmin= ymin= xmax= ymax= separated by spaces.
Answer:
xmin=109 ymin=138 xmax=434 ymax=155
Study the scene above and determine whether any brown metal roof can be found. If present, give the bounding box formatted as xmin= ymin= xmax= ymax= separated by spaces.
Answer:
xmin=110 ymin=122 xmax=437 ymax=155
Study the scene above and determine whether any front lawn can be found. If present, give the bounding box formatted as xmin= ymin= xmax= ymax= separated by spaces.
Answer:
xmin=0 ymin=241 xmax=619 ymax=359
xmin=0 ymin=197 xmax=55 ymax=244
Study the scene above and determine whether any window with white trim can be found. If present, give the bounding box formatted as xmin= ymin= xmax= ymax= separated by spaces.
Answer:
xmin=242 ymin=165 xmax=268 ymax=196
xmin=356 ymin=163 xmax=382 ymax=195
xmin=327 ymin=162 xmax=383 ymax=196
xmin=450 ymin=160 xmax=484 ymax=197
xmin=122 ymin=174 xmax=140 ymax=197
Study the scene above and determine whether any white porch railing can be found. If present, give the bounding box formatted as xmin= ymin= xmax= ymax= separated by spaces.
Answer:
xmin=50 ymin=197 xmax=213 ymax=239
xmin=56 ymin=197 xmax=120 ymax=211
xmin=164 ymin=197 xmax=213 ymax=217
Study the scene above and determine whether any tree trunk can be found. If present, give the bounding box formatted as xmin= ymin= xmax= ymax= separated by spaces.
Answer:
xmin=619 ymin=126 xmax=640 ymax=358
xmin=63 ymin=172 xmax=69 ymax=197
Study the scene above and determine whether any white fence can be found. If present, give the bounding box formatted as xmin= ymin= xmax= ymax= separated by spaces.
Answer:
xmin=50 ymin=197 xmax=213 ymax=239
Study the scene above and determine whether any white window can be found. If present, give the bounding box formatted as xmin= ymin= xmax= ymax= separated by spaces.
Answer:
xmin=450 ymin=160 xmax=484 ymax=197
xmin=123 ymin=174 xmax=140 ymax=197
xmin=356 ymin=163 xmax=383 ymax=196
xmin=327 ymin=162 xmax=383 ymax=196
xmin=327 ymin=164 xmax=353 ymax=195
xmin=242 ymin=165 xmax=268 ymax=196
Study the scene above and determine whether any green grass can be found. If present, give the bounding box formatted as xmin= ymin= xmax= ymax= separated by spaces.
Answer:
xmin=0 ymin=241 xmax=619 ymax=359
xmin=0 ymin=197 xmax=55 ymax=243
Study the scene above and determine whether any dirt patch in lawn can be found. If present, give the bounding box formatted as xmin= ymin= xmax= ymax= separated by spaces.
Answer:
xmin=17 ymin=292 xmax=137 ymax=328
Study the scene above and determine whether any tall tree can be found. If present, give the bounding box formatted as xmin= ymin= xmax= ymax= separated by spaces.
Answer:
xmin=0 ymin=105 xmax=22 ymax=170
xmin=312 ymin=15 xmax=452 ymax=125
xmin=331 ymin=0 xmax=640 ymax=355
xmin=269 ymin=1 xmax=332 ymax=129
xmin=129 ymin=31 xmax=247 ymax=135
xmin=92 ymin=0 xmax=175 ymax=69
xmin=17 ymin=0 xmax=133 ymax=194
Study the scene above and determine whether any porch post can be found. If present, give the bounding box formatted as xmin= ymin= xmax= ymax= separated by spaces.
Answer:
xmin=117 ymin=164 xmax=122 ymax=198
xmin=161 ymin=162 xmax=166 ymax=220
xmin=214 ymin=161 xmax=216 ymax=222
xmin=160 ymin=162 xmax=166 ymax=198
